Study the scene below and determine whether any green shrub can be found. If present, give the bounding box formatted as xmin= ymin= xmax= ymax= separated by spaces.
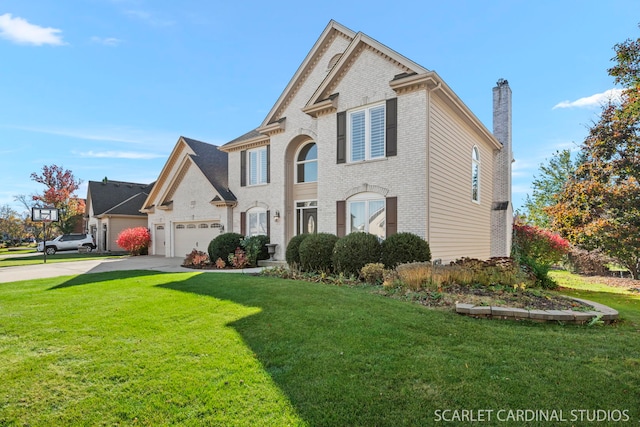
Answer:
xmin=285 ymin=234 xmax=309 ymax=268
xmin=298 ymin=233 xmax=339 ymax=273
xmin=241 ymin=234 xmax=270 ymax=267
xmin=360 ymin=263 xmax=386 ymax=284
xmin=381 ymin=232 xmax=431 ymax=268
xmin=332 ymin=232 xmax=382 ymax=276
xmin=208 ymin=232 xmax=243 ymax=263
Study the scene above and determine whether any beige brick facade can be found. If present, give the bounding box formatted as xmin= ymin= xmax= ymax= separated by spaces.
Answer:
xmin=150 ymin=21 xmax=512 ymax=263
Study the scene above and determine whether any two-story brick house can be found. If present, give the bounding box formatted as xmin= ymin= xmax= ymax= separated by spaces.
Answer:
xmin=143 ymin=20 xmax=513 ymax=262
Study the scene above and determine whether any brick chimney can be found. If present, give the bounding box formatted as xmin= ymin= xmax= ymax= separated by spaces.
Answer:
xmin=491 ymin=79 xmax=513 ymax=257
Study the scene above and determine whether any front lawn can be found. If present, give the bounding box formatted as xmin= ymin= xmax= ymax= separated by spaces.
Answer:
xmin=1 ymin=271 xmax=639 ymax=426
xmin=0 ymin=252 xmax=125 ymax=268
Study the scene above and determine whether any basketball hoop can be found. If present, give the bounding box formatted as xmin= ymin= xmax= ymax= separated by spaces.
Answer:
xmin=32 ymin=208 xmax=60 ymax=264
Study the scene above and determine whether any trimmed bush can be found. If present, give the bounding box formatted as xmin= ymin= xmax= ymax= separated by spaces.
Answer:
xmin=298 ymin=233 xmax=339 ymax=273
xmin=332 ymin=232 xmax=382 ymax=276
xmin=208 ymin=232 xmax=243 ymax=263
xmin=285 ymin=234 xmax=309 ymax=268
xmin=381 ymin=232 xmax=431 ymax=268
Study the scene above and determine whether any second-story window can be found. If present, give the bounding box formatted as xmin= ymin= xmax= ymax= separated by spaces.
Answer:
xmin=249 ymin=146 xmax=268 ymax=185
xmin=349 ymin=103 xmax=385 ymax=162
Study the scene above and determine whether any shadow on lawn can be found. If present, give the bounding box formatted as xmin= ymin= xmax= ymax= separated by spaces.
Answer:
xmin=156 ymin=275 xmax=450 ymax=426
xmin=49 ymin=270 xmax=171 ymax=290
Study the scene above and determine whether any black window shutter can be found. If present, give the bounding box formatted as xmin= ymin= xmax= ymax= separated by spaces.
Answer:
xmin=266 ymin=145 xmax=271 ymax=183
xmin=386 ymin=98 xmax=397 ymax=157
xmin=336 ymin=111 xmax=346 ymax=164
xmin=336 ymin=200 xmax=346 ymax=237
xmin=386 ymin=196 xmax=397 ymax=237
xmin=240 ymin=211 xmax=246 ymax=236
xmin=240 ymin=150 xmax=247 ymax=187
xmin=266 ymin=210 xmax=271 ymax=238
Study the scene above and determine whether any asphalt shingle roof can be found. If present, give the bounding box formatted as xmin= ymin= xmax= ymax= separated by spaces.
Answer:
xmin=181 ymin=137 xmax=236 ymax=201
xmin=88 ymin=180 xmax=154 ymax=216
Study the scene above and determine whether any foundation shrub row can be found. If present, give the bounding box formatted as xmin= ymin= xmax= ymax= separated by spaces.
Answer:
xmin=278 ymin=231 xmax=550 ymax=292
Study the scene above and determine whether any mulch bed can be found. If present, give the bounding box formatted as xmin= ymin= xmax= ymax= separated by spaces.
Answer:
xmin=442 ymin=284 xmax=591 ymax=311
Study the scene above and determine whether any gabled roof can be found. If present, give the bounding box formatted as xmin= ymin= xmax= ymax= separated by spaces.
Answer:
xmin=221 ymin=19 xmax=501 ymax=152
xmin=220 ymin=20 xmax=357 ymax=151
xmin=141 ymin=136 xmax=235 ymax=212
xmin=87 ymin=180 xmax=153 ymax=217
xmin=181 ymin=137 xmax=235 ymax=201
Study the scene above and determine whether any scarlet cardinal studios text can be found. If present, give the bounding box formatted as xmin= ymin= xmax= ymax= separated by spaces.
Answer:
xmin=433 ymin=409 xmax=630 ymax=423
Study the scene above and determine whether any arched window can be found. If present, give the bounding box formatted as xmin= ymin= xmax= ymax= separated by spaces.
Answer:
xmin=472 ymin=146 xmax=480 ymax=203
xmin=296 ymin=143 xmax=317 ymax=183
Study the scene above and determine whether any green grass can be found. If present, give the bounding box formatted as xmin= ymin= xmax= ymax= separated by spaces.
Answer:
xmin=1 ymin=271 xmax=639 ymax=426
xmin=0 ymin=247 xmax=36 ymax=255
xmin=0 ymin=252 xmax=125 ymax=268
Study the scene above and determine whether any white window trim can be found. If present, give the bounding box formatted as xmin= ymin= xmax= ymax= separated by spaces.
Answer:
xmin=472 ymin=146 xmax=480 ymax=204
xmin=248 ymin=146 xmax=268 ymax=186
xmin=295 ymin=142 xmax=318 ymax=184
xmin=247 ymin=208 xmax=267 ymax=237
xmin=347 ymin=102 xmax=386 ymax=163
xmin=346 ymin=192 xmax=386 ymax=239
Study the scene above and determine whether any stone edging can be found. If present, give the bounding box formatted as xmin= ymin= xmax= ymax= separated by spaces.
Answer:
xmin=455 ymin=297 xmax=618 ymax=324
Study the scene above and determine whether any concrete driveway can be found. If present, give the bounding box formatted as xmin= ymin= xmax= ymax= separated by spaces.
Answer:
xmin=0 ymin=255 xmax=265 ymax=283
xmin=0 ymin=256 xmax=187 ymax=283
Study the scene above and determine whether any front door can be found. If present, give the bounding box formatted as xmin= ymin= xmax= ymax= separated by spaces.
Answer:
xmin=155 ymin=225 xmax=165 ymax=256
xmin=301 ymin=208 xmax=317 ymax=234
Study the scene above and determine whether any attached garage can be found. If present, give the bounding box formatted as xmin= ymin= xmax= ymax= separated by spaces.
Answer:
xmin=173 ymin=222 xmax=222 ymax=258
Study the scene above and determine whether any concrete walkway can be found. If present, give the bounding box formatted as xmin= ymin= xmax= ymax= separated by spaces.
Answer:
xmin=0 ymin=256 xmax=263 ymax=283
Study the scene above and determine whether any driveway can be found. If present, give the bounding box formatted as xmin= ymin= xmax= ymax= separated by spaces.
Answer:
xmin=0 ymin=256 xmax=186 ymax=283
xmin=0 ymin=256 xmax=264 ymax=283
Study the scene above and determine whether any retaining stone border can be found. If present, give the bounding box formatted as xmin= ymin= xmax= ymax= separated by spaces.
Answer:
xmin=455 ymin=297 xmax=618 ymax=324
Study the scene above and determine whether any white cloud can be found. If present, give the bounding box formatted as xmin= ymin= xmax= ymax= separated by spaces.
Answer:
xmin=0 ymin=13 xmax=65 ymax=46
xmin=91 ymin=36 xmax=123 ymax=46
xmin=74 ymin=150 xmax=164 ymax=159
xmin=553 ymin=88 xmax=623 ymax=110
xmin=4 ymin=124 xmax=175 ymax=146
xmin=124 ymin=10 xmax=174 ymax=27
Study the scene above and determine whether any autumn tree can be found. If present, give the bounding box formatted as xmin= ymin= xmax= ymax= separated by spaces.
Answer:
xmin=547 ymin=27 xmax=640 ymax=278
xmin=522 ymin=149 xmax=579 ymax=228
xmin=30 ymin=165 xmax=85 ymax=234
xmin=0 ymin=204 xmax=22 ymax=244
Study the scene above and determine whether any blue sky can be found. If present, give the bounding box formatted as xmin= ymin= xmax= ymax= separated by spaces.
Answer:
xmin=1 ymin=0 xmax=638 ymax=216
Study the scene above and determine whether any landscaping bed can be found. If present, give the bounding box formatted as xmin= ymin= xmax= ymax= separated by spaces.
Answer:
xmin=376 ymin=282 xmax=593 ymax=311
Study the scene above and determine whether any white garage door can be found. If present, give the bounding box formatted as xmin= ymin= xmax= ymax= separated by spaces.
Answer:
xmin=174 ymin=222 xmax=222 ymax=258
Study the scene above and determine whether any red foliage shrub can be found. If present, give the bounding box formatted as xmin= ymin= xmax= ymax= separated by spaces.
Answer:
xmin=183 ymin=249 xmax=209 ymax=267
xmin=116 ymin=227 xmax=151 ymax=255
xmin=513 ymin=222 xmax=570 ymax=266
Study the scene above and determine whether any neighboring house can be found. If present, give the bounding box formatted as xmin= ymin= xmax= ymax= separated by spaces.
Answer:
xmin=85 ymin=179 xmax=154 ymax=252
xmin=141 ymin=137 xmax=235 ymax=258
xmin=148 ymin=20 xmax=513 ymax=263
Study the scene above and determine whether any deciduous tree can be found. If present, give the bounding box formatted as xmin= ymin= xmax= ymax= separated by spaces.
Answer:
xmin=0 ymin=204 xmax=22 ymax=244
xmin=547 ymin=27 xmax=640 ymax=278
xmin=30 ymin=165 xmax=84 ymax=234
xmin=522 ymin=149 xmax=579 ymax=228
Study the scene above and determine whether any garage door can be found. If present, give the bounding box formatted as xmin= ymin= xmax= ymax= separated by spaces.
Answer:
xmin=174 ymin=222 xmax=222 ymax=258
